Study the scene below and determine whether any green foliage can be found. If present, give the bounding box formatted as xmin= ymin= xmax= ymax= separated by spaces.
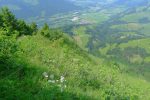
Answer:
xmin=40 ymin=23 xmax=63 ymax=41
xmin=16 ymin=20 xmax=31 ymax=35
xmin=0 ymin=33 xmax=18 ymax=71
xmin=0 ymin=7 xmax=35 ymax=36
xmin=0 ymin=8 xmax=150 ymax=100
xmin=0 ymin=7 xmax=18 ymax=33
xmin=30 ymin=22 xmax=38 ymax=34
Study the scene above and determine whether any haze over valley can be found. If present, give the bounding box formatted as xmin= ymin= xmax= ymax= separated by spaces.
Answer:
xmin=0 ymin=0 xmax=150 ymax=99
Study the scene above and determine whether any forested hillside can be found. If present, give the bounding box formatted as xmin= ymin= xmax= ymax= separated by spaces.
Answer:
xmin=0 ymin=8 xmax=150 ymax=100
xmin=0 ymin=0 xmax=79 ymax=19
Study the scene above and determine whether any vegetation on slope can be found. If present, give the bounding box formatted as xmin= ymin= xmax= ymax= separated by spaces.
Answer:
xmin=56 ymin=1 xmax=150 ymax=84
xmin=0 ymin=8 xmax=150 ymax=100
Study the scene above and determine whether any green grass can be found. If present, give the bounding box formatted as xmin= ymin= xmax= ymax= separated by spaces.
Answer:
xmin=140 ymin=23 xmax=150 ymax=35
xmin=1 ymin=33 xmax=150 ymax=99
xmin=121 ymin=11 xmax=150 ymax=22
xmin=1 ymin=6 xmax=150 ymax=100
xmin=72 ymin=26 xmax=90 ymax=50
xmin=99 ymin=43 xmax=117 ymax=55
xmin=80 ymin=12 xmax=109 ymax=24
xmin=119 ymin=38 xmax=150 ymax=54
xmin=110 ymin=23 xmax=142 ymax=31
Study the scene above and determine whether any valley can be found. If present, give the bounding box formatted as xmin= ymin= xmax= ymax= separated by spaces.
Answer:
xmin=49 ymin=0 xmax=150 ymax=82
xmin=0 ymin=0 xmax=150 ymax=99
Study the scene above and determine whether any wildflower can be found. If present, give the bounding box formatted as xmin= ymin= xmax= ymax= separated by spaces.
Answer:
xmin=60 ymin=76 xmax=64 ymax=83
xmin=56 ymin=80 xmax=59 ymax=82
xmin=48 ymin=80 xmax=55 ymax=83
xmin=42 ymin=72 xmax=48 ymax=78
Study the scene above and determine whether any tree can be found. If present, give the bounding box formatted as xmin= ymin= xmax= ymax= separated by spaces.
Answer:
xmin=40 ymin=23 xmax=63 ymax=40
xmin=0 ymin=7 xmax=17 ymax=33
xmin=40 ymin=23 xmax=50 ymax=36
xmin=0 ymin=7 xmax=34 ymax=36
xmin=0 ymin=13 xmax=2 ymax=27
xmin=17 ymin=20 xmax=32 ymax=35
xmin=42 ymin=23 xmax=49 ymax=30
xmin=0 ymin=32 xmax=18 ymax=70
xmin=30 ymin=22 xmax=38 ymax=34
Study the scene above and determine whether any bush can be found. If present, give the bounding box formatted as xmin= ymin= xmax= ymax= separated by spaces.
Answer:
xmin=40 ymin=23 xmax=63 ymax=41
xmin=0 ymin=7 xmax=35 ymax=36
xmin=0 ymin=34 xmax=17 ymax=66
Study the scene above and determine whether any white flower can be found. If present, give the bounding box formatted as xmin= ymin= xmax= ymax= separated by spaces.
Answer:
xmin=42 ymin=72 xmax=48 ymax=78
xmin=48 ymin=80 xmax=55 ymax=83
xmin=60 ymin=76 xmax=65 ymax=83
xmin=56 ymin=80 xmax=59 ymax=82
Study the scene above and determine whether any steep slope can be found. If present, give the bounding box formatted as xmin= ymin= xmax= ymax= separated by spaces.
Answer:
xmin=1 ymin=33 xmax=150 ymax=99
xmin=56 ymin=0 xmax=150 ymax=83
xmin=0 ymin=8 xmax=150 ymax=100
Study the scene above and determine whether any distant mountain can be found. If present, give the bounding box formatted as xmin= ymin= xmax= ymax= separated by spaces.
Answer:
xmin=0 ymin=0 xmax=149 ymax=20
xmin=113 ymin=0 xmax=149 ymax=7
xmin=68 ymin=0 xmax=149 ymax=7
xmin=0 ymin=0 xmax=80 ymax=19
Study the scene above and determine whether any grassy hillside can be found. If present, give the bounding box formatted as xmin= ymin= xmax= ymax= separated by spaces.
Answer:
xmin=50 ymin=0 xmax=150 ymax=85
xmin=0 ymin=8 xmax=150 ymax=100
xmin=2 ymin=32 xmax=150 ymax=100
